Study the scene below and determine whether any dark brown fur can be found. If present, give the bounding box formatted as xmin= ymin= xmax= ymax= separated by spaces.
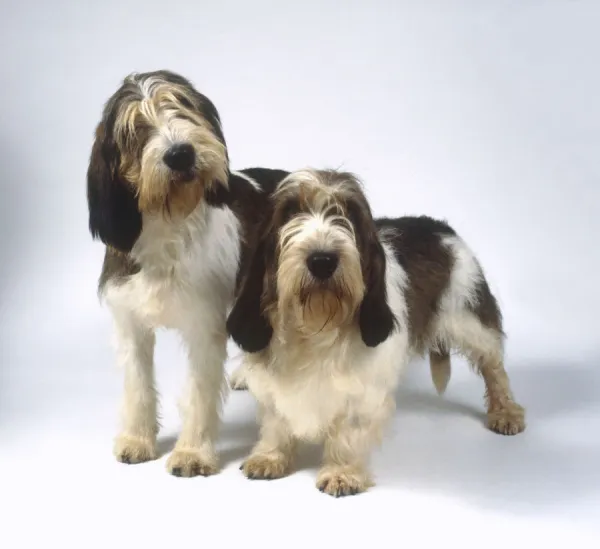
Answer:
xmin=375 ymin=215 xmax=503 ymax=353
xmin=226 ymin=168 xmax=290 ymax=293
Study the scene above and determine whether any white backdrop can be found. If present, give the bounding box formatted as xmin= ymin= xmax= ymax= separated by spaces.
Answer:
xmin=1 ymin=1 xmax=599 ymax=546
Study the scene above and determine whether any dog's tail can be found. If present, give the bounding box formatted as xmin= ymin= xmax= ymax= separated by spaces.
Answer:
xmin=429 ymin=349 xmax=451 ymax=395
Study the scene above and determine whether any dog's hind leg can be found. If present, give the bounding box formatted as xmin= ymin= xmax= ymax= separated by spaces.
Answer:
xmin=442 ymin=310 xmax=525 ymax=435
xmin=477 ymin=348 xmax=525 ymax=436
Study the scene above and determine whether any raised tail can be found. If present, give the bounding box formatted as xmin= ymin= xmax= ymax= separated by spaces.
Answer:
xmin=429 ymin=350 xmax=451 ymax=395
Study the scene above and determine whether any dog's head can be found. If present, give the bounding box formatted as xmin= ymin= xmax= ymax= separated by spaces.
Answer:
xmin=86 ymin=70 xmax=230 ymax=252
xmin=226 ymin=169 xmax=396 ymax=352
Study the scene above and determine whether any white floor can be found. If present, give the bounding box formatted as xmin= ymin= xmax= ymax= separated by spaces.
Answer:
xmin=2 ymin=318 xmax=599 ymax=548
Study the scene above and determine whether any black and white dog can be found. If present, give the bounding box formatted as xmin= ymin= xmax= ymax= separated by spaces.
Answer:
xmin=226 ymin=169 xmax=526 ymax=497
xmin=87 ymin=69 xmax=287 ymax=476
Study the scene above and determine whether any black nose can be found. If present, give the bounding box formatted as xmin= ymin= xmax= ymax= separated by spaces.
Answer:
xmin=306 ymin=252 xmax=339 ymax=280
xmin=163 ymin=143 xmax=195 ymax=172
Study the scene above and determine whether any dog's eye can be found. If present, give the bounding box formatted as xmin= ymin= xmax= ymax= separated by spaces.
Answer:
xmin=134 ymin=120 xmax=150 ymax=132
xmin=120 ymin=119 xmax=151 ymax=149
xmin=177 ymin=95 xmax=195 ymax=110
xmin=178 ymin=113 xmax=198 ymax=124
xmin=331 ymin=216 xmax=350 ymax=230
xmin=132 ymin=121 xmax=152 ymax=144
xmin=280 ymin=199 xmax=300 ymax=222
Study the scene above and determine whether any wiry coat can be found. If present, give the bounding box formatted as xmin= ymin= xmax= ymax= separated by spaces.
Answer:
xmin=227 ymin=169 xmax=525 ymax=497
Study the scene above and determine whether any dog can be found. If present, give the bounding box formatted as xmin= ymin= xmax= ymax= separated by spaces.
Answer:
xmin=87 ymin=69 xmax=289 ymax=476
xmin=226 ymin=168 xmax=526 ymax=497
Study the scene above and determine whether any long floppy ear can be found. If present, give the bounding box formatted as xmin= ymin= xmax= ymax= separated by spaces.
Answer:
xmin=86 ymin=123 xmax=142 ymax=252
xmin=358 ymin=228 xmax=397 ymax=348
xmin=196 ymin=90 xmax=232 ymax=209
xmin=226 ymin=236 xmax=274 ymax=353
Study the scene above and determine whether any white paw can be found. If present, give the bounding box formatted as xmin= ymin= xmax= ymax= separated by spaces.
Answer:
xmin=114 ymin=435 xmax=157 ymax=464
xmin=167 ymin=449 xmax=218 ymax=477
xmin=229 ymin=366 xmax=248 ymax=391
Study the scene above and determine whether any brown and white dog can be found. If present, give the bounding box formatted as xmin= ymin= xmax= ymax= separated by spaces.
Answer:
xmin=87 ymin=69 xmax=288 ymax=476
xmin=226 ymin=168 xmax=526 ymax=497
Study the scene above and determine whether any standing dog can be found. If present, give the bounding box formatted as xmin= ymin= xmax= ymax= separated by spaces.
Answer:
xmin=87 ymin=69 xmax=288 ymax=476
xmin=226 ymin=169 xmax=525 ymax=497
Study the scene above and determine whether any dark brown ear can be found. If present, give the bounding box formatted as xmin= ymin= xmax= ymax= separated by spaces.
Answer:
xmin=355 ymin=215 xmax=397 ymax=347
xmin=226 ymin=235 xmax=275 ymax=353
xmin=86 ymin=124 xmax=142 ymax=252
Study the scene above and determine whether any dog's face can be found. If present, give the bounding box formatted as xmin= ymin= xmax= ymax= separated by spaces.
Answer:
xmin=226 ymin=169 xmax=396 ymax=352
xmin=87 ymin=70 xmax=230 ymax=252
xmin=269 ymin=171 xmax=367 ymax=335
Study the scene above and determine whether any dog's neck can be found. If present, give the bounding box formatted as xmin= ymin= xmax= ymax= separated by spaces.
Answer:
xmin=129 ymin=201 xmax=236 ymax=279
xmin=266 ymin=318 xmax=358 ymax=378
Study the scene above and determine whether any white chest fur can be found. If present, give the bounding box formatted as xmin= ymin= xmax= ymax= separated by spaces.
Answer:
xmin=103 ymin=204 xmax=241 ymax=331
xmin=245 ymin=327 xmax=406 ymax=442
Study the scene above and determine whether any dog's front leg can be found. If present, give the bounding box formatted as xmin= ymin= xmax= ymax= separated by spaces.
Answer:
xmin=241 ymin=404 xmax=295 ymax=480
xmin=317 ymin=410 xmax=390 ymax=498
xmin=112 ymin=310 xmax=158 ymax=464
xmin=228 ymin=362 xmax=249 ymax=391
xmin=166 ymin=322 xmax=228 ymax=477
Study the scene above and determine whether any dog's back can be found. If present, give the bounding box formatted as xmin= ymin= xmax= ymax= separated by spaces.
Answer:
xmin=377 ymin=214 xmax=502 ymax=352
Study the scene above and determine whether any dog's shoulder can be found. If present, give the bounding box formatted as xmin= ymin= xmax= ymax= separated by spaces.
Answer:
xmin=375 ymin=215 xmax=457 ymax=267
xmin=98 ymin=245 xmax=141 ymax=293
xmin=234 ymin=168 xmax=290 ymax=195
xmin=227 ymin=168 xmax=289 ymax=222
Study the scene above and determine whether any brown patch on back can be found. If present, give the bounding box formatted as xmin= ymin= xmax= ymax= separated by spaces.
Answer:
xmin=403 ymin=249 xmax=453 ymax=353
xmin=376 ymin=216 xmax=456 ymax=353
